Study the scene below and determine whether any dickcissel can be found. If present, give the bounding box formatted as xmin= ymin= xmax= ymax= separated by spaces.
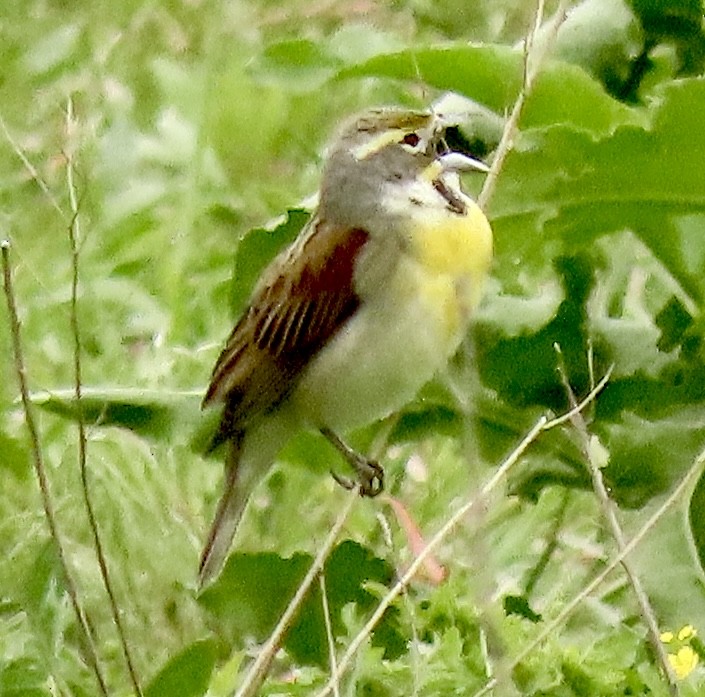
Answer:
xmin=199 ymin=107 xmax=493 ymax=585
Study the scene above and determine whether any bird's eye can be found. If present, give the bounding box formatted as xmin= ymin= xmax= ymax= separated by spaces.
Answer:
xmin=402 ymin=132 xmax=421 ymax=147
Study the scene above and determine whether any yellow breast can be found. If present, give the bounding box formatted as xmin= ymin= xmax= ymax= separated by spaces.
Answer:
xmin=408 ymin=200 xmax=493 ymax=318
xmin=292 ymin=198 xmax=492 ymax=431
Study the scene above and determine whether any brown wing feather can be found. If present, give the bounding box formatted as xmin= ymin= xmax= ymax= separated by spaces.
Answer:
xmin=203 ymin=218 xmax=369 ymax=448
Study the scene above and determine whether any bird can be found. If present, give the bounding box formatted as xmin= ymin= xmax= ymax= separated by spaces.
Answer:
xmin=199 ymin=107 xmax=493 ymax=585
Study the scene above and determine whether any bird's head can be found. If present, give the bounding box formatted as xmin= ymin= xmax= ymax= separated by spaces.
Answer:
xmin=318 ymin=107 xmax=488 ymax=229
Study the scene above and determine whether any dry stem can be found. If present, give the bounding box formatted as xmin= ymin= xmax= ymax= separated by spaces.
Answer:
xmin=235 ymin=491 xmax=357 ymax=697
xmin=555 ymin=346 xmax=678 ymax=693
xmin=472 ymin=445 xmax=705 ymax=696
xmin=2 ymin=240 xmax=109 ymax=696
xmin=313 ymin=371 xmax=611 ymax=697
xmin=65 ymin=97 xmax=144 ymax=697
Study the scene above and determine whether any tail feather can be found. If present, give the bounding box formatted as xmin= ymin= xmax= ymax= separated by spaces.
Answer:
xmin=198 ymin=439 xmax=248 ymax=588
xmin=198 ymin=413 xmax=293 ymax=587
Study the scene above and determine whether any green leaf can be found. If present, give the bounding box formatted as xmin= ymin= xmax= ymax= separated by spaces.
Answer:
xmin=230 ymin=208 xmax=310 ymax=314
xmin=339 ymin=44 xmax=637 ymax=133
xmin=30 ymin=388 xmax=201 ymax=441
xmin=629 ymin=0 xmax=705 ymax=75
xmin=475 ymin=255 xmax=594 ymax=413
xmin=390 ymin=403 xmax=463 ymax=442
xmin=328 ymin=24 xmax=404 ymax=63
xmin=0 ymin=430 xmax=30 ymax=480
xmin=561 ymin=659 xmax=596 ymax=696
xmin=492 ymin=78 xmax=705 ymax=304
xmin=323 ymin=541 xmax=404 ymax=660
xmin=145 ymin=639 xmax=218 ymax=697
xmin=655 ymin=296 xmax=694 ymax=352
xmin=198 ymin=541 xmax=402 ymax=666
xmin=503 ymin=595 xmax=543 ymax=623
xmin=601 ymin=410 xmax=705 ymax=508
xmin=198 ymin=550 xmax=311 ymax=642
xmin=547 ymin=0 xmax=643 ymax=100
xmin=630 ymin=493 xmax=705 ymax=629
xmin=0 ymin=657 xmax=48 ymax=697
xmin=688 ymin=463 xmax=705 ymax=575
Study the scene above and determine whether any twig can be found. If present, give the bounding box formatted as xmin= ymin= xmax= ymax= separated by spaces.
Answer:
xmin=1 ymin=240 xmax=109 ymax=696
xmin=65 ymin=98 xmax=144 ymax=697
xmin=314 ymin=370 xmax=611 ymax=697
xmin=453 ymin=5 xmax=568 ymax=675
xmin=0 ymin=113 xmax=66 ymax=220
xmin=235 ymin=491 xmax=358 ymax=697
xmin=554 ymin=346 xmax=678 ymax=694
xmin=477 ymin=0 xmax=568 ymax=212
xmin=314 ymin=418 xmax=546 ymax=697
xmin=546 ymin=367 xmax=613 ymax=429
xmin=376 ymin=508 xmax=422 ymax=696
xmin=319 ymin=574 xmax=340 ymax=697
xmin=472 ymin=444 xmax=705 ymax=696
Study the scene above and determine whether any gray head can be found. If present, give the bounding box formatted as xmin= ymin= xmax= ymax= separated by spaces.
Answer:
xmin=317 ymin=109 xmax=438 ymax=228
xmin=317 ymin=108 xmax=486 ymax=230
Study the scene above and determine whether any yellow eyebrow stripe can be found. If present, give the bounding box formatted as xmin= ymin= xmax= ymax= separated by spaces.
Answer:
xmin=352 ymin=129 xmax=406 ymax=160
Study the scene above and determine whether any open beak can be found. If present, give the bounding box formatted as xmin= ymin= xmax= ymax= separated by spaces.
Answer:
xmin=437 ymin=151 xmax=490 ymax=173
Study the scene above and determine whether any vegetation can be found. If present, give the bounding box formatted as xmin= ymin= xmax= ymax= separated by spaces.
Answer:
xmin=2 ymin=0 xmax=705 ymax=694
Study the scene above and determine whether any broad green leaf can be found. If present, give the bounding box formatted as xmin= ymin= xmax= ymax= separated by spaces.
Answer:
xmin=30 ymin=388 xmax=202 ymax=440
xmin=655 ymin=296 xmax=693 ymax=352
xmin=198 ymin=541 xmax=402 ymax=667
xmin=600 ymin=410 xmax=705 ymax=508
xmin=630 ymin=495 xmax=705 ymax=634
xmin=475 ymin=255 xmax=595 ymax=412
xmin=491 ymin=78 xmax=705 ymax=304
xmin=14 ymin=544 xmax=66 ymax=665
xmin=198 ymin=551 xmax=312 ymax=652
xmin=546 ymin=0 xmax=642 ymax=100
xmin=0 ymin=657 xmax=48 ymax=697
xmin=328 ymin=23 xmax=404 ymax=63
xmin=338 ymin=45 xmax=638 ymax=133
xmin=230 ymin=208 xmax=310 ymax=313
xmin=0 ymin=431 xmax=29 ymax=480
xmin=629 ymin=0 xmax=705 ymax=75
xmin=145 ymin=639 xmax=217 ymax=697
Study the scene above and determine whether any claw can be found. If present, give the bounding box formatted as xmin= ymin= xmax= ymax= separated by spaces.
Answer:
xmin=357 ymin=459 xmax=384 ymax=498
xmin=330 ymin=469 xmax=356 ymax=491
xmin=321 ymin=427 xmax=385 ymax=498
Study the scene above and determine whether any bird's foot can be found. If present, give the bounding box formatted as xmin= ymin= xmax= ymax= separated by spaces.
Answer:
xmin=322 ymin=427 xmax=384 ymax=498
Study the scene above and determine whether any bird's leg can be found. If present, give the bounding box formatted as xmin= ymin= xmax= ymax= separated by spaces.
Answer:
xmin=320 ymin=427 xmax=384 ymax=498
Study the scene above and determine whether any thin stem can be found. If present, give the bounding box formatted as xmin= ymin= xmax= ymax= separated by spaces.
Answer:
xmin=235 ymin=491 xmax=357 ymax=697
xmin=0 ymin=113 xmax=66 ymax=219
xmin=472 ymin=446 xmax=705 ymax=696
xmin=2 ymin=240 xmax=109 ymax=696
xmin=477 ymin=0 xmax=568 ymax=212
xmin=314 ymin=416 xmax=548 ymax=697
xmin=319 ymin=574 xmax=340 ymax=697
xmin=554 ymin=346 xmax=678 ymax=693
xmin=65 ymin=98 xmax=144 ymax=697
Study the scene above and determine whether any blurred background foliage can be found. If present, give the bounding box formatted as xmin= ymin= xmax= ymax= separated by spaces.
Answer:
xmin=3 ymin=0 xmax=705 ymax=695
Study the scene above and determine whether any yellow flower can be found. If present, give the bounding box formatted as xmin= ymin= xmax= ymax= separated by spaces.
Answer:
xmin=678 ymin=625 xmax=697 ymax=641
xmin=668 ymin=645 xmax=699 ymax=680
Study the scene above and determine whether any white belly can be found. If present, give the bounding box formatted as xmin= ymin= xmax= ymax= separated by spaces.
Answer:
xmin=288 ymin=256 xmax=470 ymax=432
